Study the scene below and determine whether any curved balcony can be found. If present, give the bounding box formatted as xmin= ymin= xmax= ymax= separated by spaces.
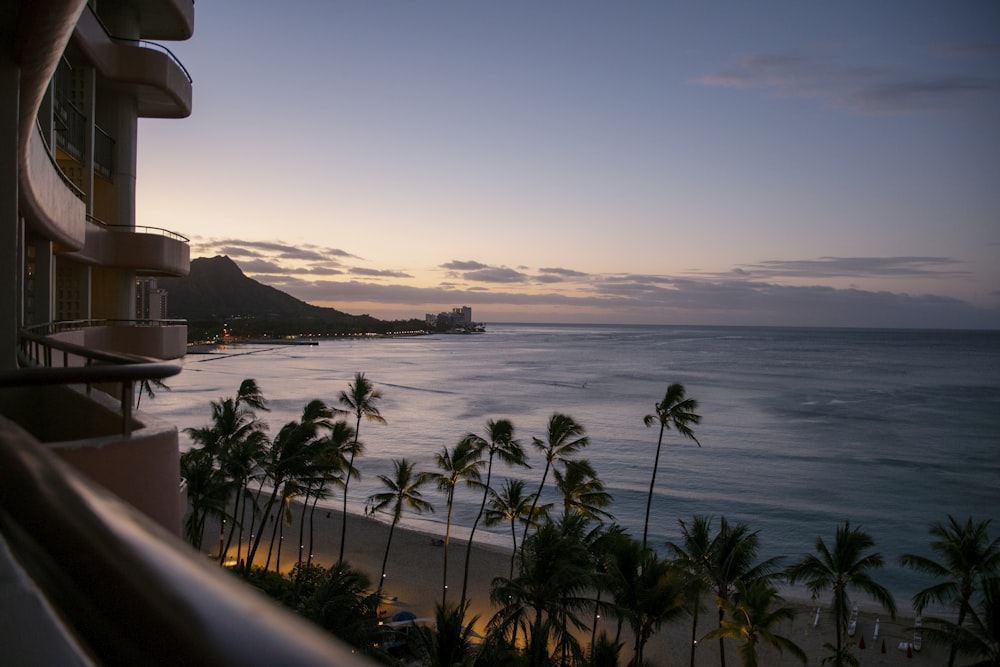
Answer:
xmin=21 ymin=123 xmax=88 ymax=249
xmin=14 ymin=0 xmax=90 ymax=249
xmin=31 ymin=319 xmax=188 ymax=361
xmin=73 ymin=5 xmax=192 ymax=118
xmin=68 ymin=220 xmax=191 ymax=277
xmin=133 ymin=0 xmax=195 ymax=41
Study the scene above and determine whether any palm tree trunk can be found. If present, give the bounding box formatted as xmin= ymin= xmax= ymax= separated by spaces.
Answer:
xmin=377 ymin=516 xmax=399 ymax=597
xmin=338 ymin=417 xmax=362 ymax=564
xmin=220 ymin=485 xmax=243 ymax=565
xmin=265 ymin=506 xmax=281 ymax=571
xmin=307 ymin=490 xmax=321 ymax=566
xmin=508 ymin=519 xmax=518 ymax=579
xmin=719 ymin=606 xmax=727 ymax=667
xmin=689 ymin=603 xmax=700 ymax=667
xmin=522 ymin=461 xmax=551 ymax=555
xmin=442 ymin=490 xmax=455 ymax=607
xmin=275 ymin=509 xmax=286 ymax=573
xmin=298 ymin=490 xmax=310 ymax=565
xmin=248 ymin=483 xmax=280 ymax=570
xmin=642 ymin=425 xmax=665 ymax=550
xmin=461 ymin=455 xmax=494 ymax=605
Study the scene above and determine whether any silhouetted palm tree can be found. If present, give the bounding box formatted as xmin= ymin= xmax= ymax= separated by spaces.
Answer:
xmin=411 ymin=601 xmax=482 ymax=667
xmin=335 ymin=372 xmax=385 ymax=564
xmin=706 ymin=518 xmax=783 ymax=667
xmin=922 ymin=575 xmax=1000 ymax=667
xmin=459 ymin=418 xmax=528 ymax=606
xmin=247 ymin=400 xmax=331 ymax=570
xmin=642 ymin=383 xmax=701 ymax=549
xmin=485 ymin=479 xmax=547 ymax=579
xmin=489 ymin=516 xmax=595 ymax=667
xmin=703 ymin=578 xmax=807 ymax=667
xmin=305 ymin=420 xmax=356 ymax=566
xmin=183 ymin=378 xmax=269 ymax=560
xmin=610 ymin=542 xmax=686 ymax=666
xmin=554 ymin=458 xmax=613 ymax=524
xmin=432 ymin=437 xmax=485 ymax=606
xmin=667 ymin=515 xmax=716 ymax=667
xmin=900 ymin=515 xmax=1000 ymax=667
xmin=786 ymin=522 xmax=897 ymax=667
xmin=368 ymin=458 xmax=434 ymax=598
xmin=522 ymin=413 xmax=589 ymax=552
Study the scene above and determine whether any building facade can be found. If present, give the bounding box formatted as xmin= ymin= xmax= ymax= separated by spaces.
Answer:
xmin=1 ymin=0 xmax=194 ymax=532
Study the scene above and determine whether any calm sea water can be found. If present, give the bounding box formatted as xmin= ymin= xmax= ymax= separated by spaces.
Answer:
xmin=146 ymin=324 xmax=1000 ymax=606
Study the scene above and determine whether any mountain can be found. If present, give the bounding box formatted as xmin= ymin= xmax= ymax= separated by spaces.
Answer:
xmin=156 ymin=256 xmax=423 ymax=336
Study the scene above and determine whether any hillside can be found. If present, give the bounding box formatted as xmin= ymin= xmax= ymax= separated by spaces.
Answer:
xmin=157 ymin=256 xmax=425 ymax=337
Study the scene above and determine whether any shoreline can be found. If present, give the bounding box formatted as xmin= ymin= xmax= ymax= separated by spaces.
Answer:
xmin=202 ymin=502 xmax=946 ymax=666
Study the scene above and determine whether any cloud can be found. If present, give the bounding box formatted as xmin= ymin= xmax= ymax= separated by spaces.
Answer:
xmin=439 ymin=260 xmax=530 ymax=283
xmin=350 ymin=267 xmax=413 ymax=278
xmin=236 ymin=259 xmax=286 ymax=274
xmin=197 ymin=238 xmax=358 ymax=261
xmin=257 ymin=271 xmax=1000 ymax=329
xmin=698 ymin=52 xmax=999 ymax=113
xmin=440 ymin=260 xmax=489 ymax=271
xmin=463 ymin=267 xmax=530 ymax=283
xmin=729 ymin=256 xmax=970 ymax=280
xmin=539 ymin=267 xmax=589 ymax=278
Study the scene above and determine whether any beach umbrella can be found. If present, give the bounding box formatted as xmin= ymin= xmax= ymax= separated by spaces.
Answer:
xmin=391 ymin=611 xmax=416 ymax=623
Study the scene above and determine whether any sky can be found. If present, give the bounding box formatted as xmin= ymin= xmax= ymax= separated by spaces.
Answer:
xmin=137 ymin=1 xmax=1000 ymax=328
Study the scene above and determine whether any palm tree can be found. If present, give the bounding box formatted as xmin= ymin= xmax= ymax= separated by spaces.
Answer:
xmin=786 ymin=521 xmax=897 ymax=667
xmin=459 ymin=418 xmax=528 ymax=607
xmin=609 ymin=542 xmax=686 ymax=666
xmin=247 ymin=400 xmax=331 ymax=571
xmin=432 ymin=437 xmax=485 ymax=606
xmin=411 ymin=601 xmax=482 ymax=667
xmin=368 ymin=458 xmax=434 ymax=598
xmin=305 ymin=420 xmax=356 ymax=566
xmin=706 ymin=518 xmax=783 ymax=667
xmin=489 ymin=516 xmax=595 ymax=667
xmin=335 ymin=372 xmax=385 ymax=564
xmin=179 ymin=447 xmax=230 ymax=550
xmin=703 ymin=578 xmax=807 ymax=667
xmin=642 ymin=383 xmax=701 ymax=549
xmin=484 ymin=479 xmax=548 ymax=579
xmin=900 ymin=515 xmax=1000 ymax=667
xmin=922 ymin=575 xmax=1000 ymax=667
xmin=554 ymin=458 xmax=613 ymax=524
xmin=667 ymin=515 xmax=716 ymax=667
xmin=522 ymin=413 xmax=589 ymax=552
xmin=183 ymin=378 xmax=269 ymax=560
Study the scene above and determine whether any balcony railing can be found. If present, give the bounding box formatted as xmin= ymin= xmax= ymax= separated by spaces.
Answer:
xmin=0 ymin=415 xmax=369 ymax=666
xmin=11 ymin=325 xmax=183 ymax=436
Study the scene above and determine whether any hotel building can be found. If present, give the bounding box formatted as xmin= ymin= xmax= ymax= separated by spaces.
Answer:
xmin=1 ymin=2 xmax=365 ymax=663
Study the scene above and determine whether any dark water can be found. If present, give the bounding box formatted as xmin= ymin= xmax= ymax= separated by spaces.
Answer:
xmin=148 ymin=324 xmax=1000 ymax=606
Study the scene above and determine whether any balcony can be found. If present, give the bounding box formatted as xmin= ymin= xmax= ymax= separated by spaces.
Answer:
xmin=68 ymin=220 xmax=191 ymax=277
xmin=29 ymin=319 xmax=188 ymax=362
xmin=73 ymin=5 xmax=193 ymax=119
xmin=0 ymin=343 xmax=369 ymax=665
xmin=20 ymin=123 xmax=88 ymax=250
xmin=132 ymin=0 xmax=195 ymax=41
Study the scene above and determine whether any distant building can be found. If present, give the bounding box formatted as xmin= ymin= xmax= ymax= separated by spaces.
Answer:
xmin=135 ymin=278 xmax=169 ymax=320
xmin=426 ymin=306 xmax=477 ymax=331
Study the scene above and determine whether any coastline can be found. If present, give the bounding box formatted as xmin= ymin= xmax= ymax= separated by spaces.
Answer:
xmin=202 ymin=502 xmax=945 ymax=666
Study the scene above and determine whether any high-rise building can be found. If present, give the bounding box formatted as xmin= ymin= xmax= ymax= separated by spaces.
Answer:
xmin=0 ymin=3 xmax=362 ymax=663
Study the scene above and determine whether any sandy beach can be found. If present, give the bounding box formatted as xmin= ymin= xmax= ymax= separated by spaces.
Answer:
xmin=203 ymin=504 xmax=946 ymax=666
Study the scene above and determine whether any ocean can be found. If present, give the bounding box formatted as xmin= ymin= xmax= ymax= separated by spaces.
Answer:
xmin=145 ymin=324 xmax=1000 ymax=607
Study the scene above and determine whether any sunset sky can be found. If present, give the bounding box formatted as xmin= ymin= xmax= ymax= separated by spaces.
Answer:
xmin=137 ymin=1 xmax=1000 ymax=328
